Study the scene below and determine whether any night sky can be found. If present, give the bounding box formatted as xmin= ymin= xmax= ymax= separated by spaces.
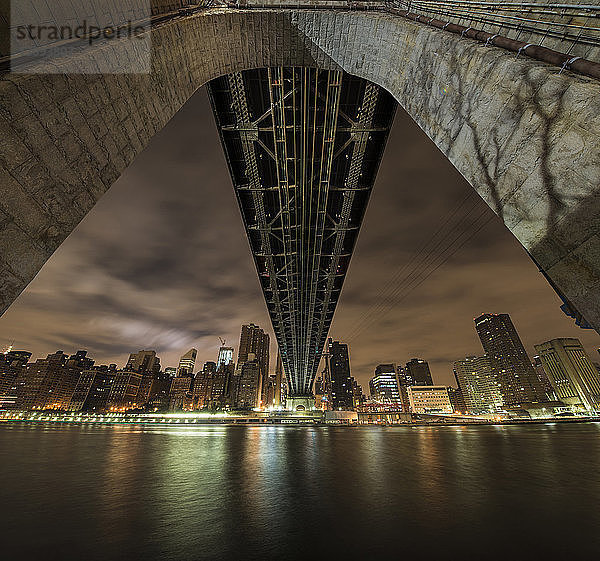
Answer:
xmin=0 ymin=87 xmax=598 ymax=389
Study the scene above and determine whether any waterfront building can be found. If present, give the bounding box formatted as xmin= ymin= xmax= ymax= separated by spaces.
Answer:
xmin=326 ymin=339 xmax=354 ymax=410
xmin=369 ymin=364 xmax=401 ymax=407
xmin=351 ymin=377 xmax=366 ymax=410
xmin=405 ymin=359 xmax=433 ymax=386
xmin=0 ymin=351 xmax=30 ymax=409
xmin=210 ymin=363 xmax=234 ymax=408
xmin=177 ymin=348 xmax=197 ymax=376
xmin=534 ymin=338 xmax=600 ymax=413
xmin=18 ymin=351 xmax=81 ymax=410
xmin=68 ymin=370 xmax=98 ymax=411
xmin=236 ymin=354 xmax=262 ymax=409
xmin=314 ymin=375 xmax=328 ymax=410
xmin=80 ymin=367 xmax=117 ymax=412
xmin=169 ymin=375 xmax=193 ymax=410
xmin=533 ymin=355 xmax=556 ymax=400
xmin=238 ymin=324 xmax=270 ymax=404
xmin=475 ymin=313 xmax=546 ymax=405
xmin=447 ymin=386 xmax=465 ymax=413
xmin=453 ymin=355 xmax=503 ymax=413
xmin=145 ymin=372 xmax=171 ymax=411
xmin=107 ymin=371 xmax=143 ymax=411
xmin=192 ymin=371 xmax=214 ymax=410
xmin=407 ymin=386 xmax=453 ymax=414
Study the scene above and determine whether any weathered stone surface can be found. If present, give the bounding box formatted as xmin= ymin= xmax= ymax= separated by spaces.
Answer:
xmin=0 ymin=7 xmax=599 ymax=330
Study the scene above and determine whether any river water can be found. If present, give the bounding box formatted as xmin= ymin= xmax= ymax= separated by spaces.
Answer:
xmin=1 ymin=422 xmax=599 ymax=560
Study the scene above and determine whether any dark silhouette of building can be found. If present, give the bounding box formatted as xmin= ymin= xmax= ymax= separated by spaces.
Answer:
xmin=405 ymin=359 xmax=433 ymax=386
xmin=80 ymin=366 xmax=117 ymax=412
xmin=18 ymin=351 xmax=81 ymax=410
xmin=475 ymin=313 xmax=546 ymax=405
xmin=0 ymin=350 xmax=30 ymax=409
xmin=238 ymin=324 xmax=270 ymax=404
xmin=327 ymin=339 xmax=354 ymax=410
xmin=235 ymin=354 xmax=262 ymax=409
xmin=125 ymin=350 xmax=161 ymax=374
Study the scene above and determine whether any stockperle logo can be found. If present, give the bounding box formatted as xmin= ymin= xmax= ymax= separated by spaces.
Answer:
xmin=10 ymin=1 xmax=152 ymax=74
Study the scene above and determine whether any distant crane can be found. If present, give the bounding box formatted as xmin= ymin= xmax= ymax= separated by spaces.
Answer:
xmin=219 ymin=337 xmax=226 ymax=347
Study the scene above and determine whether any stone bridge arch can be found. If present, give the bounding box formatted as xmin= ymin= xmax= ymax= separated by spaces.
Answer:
xmin=1 ymin=5 xmax=599 ymax=330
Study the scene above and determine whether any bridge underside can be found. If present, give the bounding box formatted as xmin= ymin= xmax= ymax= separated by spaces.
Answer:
xmin=209 ymin=68 xmax=396 ymax=395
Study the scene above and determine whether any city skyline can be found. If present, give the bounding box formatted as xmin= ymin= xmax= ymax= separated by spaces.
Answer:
xmin=0 ymin=89 xmax=598 ymax=390
xmin=3 ymin=312 xmax=599 ymax=393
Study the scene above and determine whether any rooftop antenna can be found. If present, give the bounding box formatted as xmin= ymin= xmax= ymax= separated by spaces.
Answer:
xmin=219 ymin=337 xmax=226 ymax=347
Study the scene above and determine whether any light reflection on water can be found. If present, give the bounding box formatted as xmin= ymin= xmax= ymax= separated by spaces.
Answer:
xmin=1 ymin=423 xmax=599 ymax=560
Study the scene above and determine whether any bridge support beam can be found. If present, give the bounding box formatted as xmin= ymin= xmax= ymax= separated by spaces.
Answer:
xmin=1 ymin=7 xmax=599 ymax=330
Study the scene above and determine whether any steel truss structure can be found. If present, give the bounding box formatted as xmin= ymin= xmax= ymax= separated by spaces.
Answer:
xmin=208 ymin=68 xmax=396 ymax=398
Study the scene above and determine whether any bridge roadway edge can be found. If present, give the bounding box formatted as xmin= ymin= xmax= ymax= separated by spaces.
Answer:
xmin=0 ymin=7 xmax=599 ymax=330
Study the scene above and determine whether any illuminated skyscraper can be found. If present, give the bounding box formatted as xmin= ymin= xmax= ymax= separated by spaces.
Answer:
xmin=453 ymin=355 xmax=503 ymax=413
xmin=177 ymin=348 xmax=197 ymax=376
xmin=217 ymin=346 xmax=234 ymax=370
xmin=475 ymin=314 xmax=545 ymax=405
xmin=369 ymin=364 xmax=401 ymax=407
xmin=534 ymin=338 xmax=600 ymax=413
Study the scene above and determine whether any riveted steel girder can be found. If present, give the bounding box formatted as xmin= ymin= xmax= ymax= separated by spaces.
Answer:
xmin=208 ymin=67 xmax=396 ymax=397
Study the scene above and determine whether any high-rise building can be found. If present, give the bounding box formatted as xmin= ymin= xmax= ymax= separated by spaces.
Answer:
xmin=177 ymin=348 xmax=197 ymax=376
xmin=169 ymin=376 xmax=193 ymax=410
xmin=534 ymin=338 xmax=600 ymax=413
xmin=532 ymin=355 xmax=556 ymax=400
xmin=0 ymin=350 xmax=30 ymax=409
xmin=2 ymin=350 xmax=32 ymax=367
xmin=18 ymin=351 xmax=81 ymax=410
xmin=67 ymin=350 xmax=94 ymax=370
xmin=68 ymin=370 xmax=98 ymax=411
xmin=475 ymin=314 xmax=546 ymax=405
xmin=125 ymin=350 xmax=161 ymax=374
xmin=408 ymin=386 xmax=453 ymax=414
xmin=405 ymin=359 xmax=433 ymax=386
xmin=238 ymin=324 xmax=270 ymax=403
xmin=369 ymin=364 xmax=401 ymax=407
xmin=107 ymin=371 xmax=143 ymax=411
xmin=235 ymin=354 xmax=262 ymax=409
xmin=350 ymin=377 xmax=366 ymax=410
xmin=326 ymin=339 xmax=354 ymax=410
xmin=80 ymin=366 xmax=117 ymax=412
xmin=217 ymin=346 xmax=234 ymax=370
xmin=453 ymin=355 xmax=503 ymax=413
xmin=447 ymin=386 xmax=465 ymax=413
xmin=314 ymin=375 xmax=328 ymax=410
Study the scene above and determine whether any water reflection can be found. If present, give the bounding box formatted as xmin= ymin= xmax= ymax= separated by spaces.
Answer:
xmin=1 ymin=423 xmax=599 ymax=559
